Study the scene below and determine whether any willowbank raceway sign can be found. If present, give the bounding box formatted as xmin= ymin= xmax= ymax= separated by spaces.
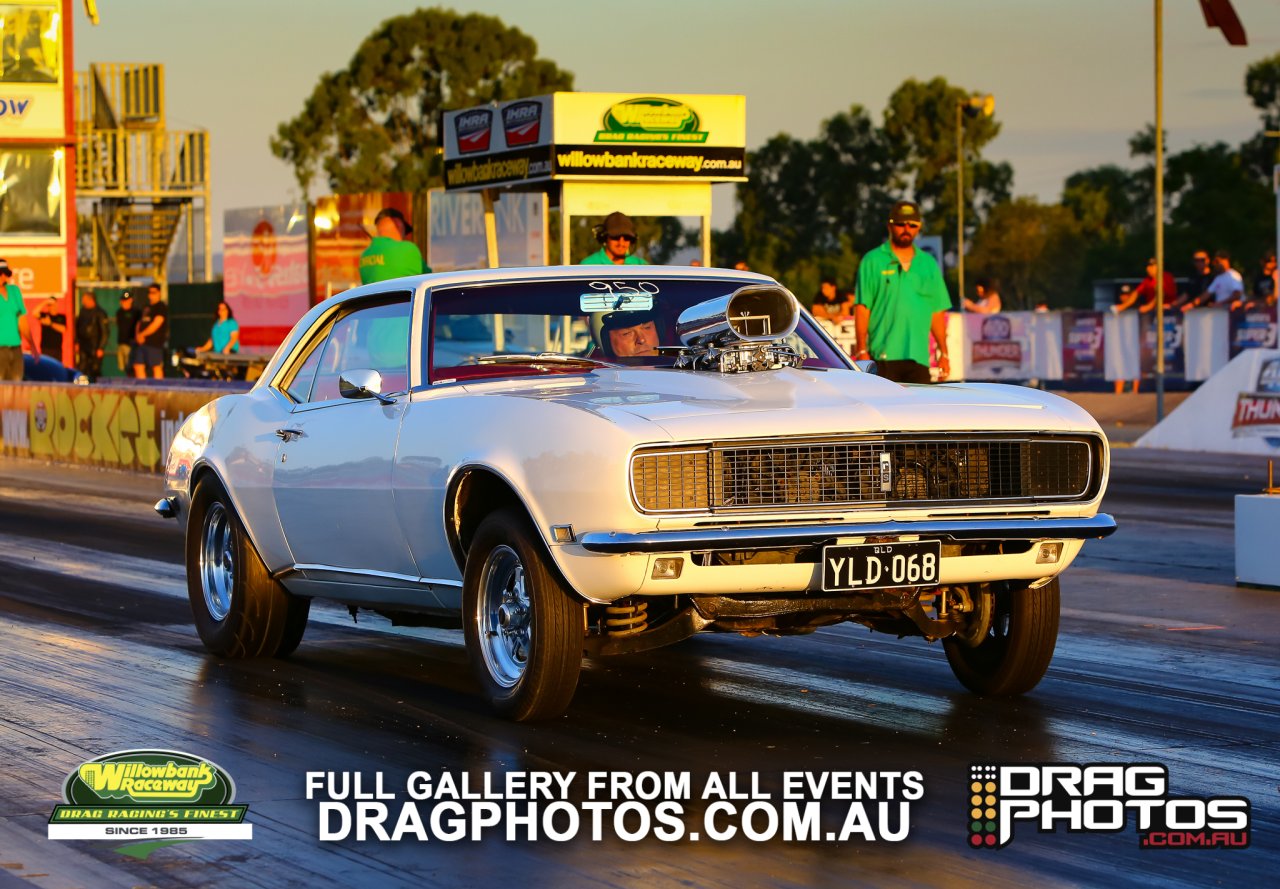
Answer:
xmin=442 ymin=92 xmax=747 ymax=190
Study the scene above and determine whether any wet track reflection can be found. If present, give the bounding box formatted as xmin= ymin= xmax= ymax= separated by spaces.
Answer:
xmin=0 ymin=452 xmax=1276 ymax=887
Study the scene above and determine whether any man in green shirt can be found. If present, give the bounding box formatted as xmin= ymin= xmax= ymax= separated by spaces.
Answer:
xmin=0 ymin=260 xmax=36 ymax=381
xmin=580 ymin=211 xmax=646 ymax=265
xmin=854 ymin=200 xmax=952 ymax=384
xmin=359 ymin=207 xmax=429 ymax=284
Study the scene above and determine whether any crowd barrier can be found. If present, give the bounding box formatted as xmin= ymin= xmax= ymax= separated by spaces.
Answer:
xmin=0 ymin=382 xmax=230 ymax=474
xmin=824 ymin=307 xmax=1278 ymax=383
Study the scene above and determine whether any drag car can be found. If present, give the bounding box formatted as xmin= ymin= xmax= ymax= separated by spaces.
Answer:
xmin=158 ymin=266 xmax=1115 ymax=720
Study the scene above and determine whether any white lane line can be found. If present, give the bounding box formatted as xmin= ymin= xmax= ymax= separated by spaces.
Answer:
xmin=0 ymin=484 xmax=159 ymax=523
xmin=0 ymin=531 xmax=464 ymax=647
xmin=1061 ymin=607 xmax=1227 ymax=631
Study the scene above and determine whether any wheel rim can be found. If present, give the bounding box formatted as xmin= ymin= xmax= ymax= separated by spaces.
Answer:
xmin=476 ymin=545 xmax=530 ymax=689
xmin=199 ymin=501 xmax=235 ymax=622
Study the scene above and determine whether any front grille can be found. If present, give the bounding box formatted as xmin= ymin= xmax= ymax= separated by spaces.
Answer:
xmin=631 ymin=435 xmax=1097 ymax=514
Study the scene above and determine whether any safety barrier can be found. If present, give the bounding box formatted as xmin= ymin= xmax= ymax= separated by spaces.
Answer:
xmin=0 ymin=382 xmax=233 ymax=474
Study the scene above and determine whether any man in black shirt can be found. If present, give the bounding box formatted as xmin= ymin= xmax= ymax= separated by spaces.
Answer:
xmin=1180 ymin=250 xmax=1216 ymax=312
xmin=133 ymin=283 xmax=168 ymax=379
xmin=35 ymin=296 xmax=66 ymax=360
xmin=75 ymin=292 xmax=110 ymax=382
xmin=114 ymin=291 xmax=141 ymax=375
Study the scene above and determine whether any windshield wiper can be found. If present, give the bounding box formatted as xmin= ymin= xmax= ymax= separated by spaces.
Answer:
xmin=476 ymin=353 xmax=620 ymax=368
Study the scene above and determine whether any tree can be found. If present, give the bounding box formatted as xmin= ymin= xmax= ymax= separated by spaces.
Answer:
xmin=271 ymin=8 xmax=573 ymax=197
xmin=881 ymin=77 xmax=1012 ymax=239
xmin=966 ymin=198 xmax=1085 ymax=309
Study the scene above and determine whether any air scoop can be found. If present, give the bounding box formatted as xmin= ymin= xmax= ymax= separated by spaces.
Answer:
xmin=672 ymin=285 xmax=805 ymax=373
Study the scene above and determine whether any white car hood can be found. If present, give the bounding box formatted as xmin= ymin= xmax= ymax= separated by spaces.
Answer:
xmin=484 ymin=367 xmax=1101 ymax=441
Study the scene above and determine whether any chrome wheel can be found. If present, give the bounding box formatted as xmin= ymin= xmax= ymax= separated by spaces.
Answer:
xmin=476 ymin=545 xmax=530 ymax=688
xmin=199 ymin=500 xmax=235 ymax=622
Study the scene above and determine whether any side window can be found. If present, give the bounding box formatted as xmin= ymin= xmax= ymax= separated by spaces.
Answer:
xmin=310 ymin=299 xmax=412 ymax=402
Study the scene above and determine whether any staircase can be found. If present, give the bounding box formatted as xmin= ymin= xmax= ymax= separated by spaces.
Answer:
xmin=74 ymin=63 xmax=211 ymax=284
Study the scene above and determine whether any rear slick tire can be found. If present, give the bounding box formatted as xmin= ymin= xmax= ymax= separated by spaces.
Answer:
xmin=943 ymin=578 xmax=1060 ymax=696
xmin=463 ymin=508 xmax=583 ymax=721
xmin=186 ymin=477 xmax=310 ymax=658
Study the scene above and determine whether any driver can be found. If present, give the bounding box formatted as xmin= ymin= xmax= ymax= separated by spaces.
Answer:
xmin=598 ymin=309 xmax=660 ymax=358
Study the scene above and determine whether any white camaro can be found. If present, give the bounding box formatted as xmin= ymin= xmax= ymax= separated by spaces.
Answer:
xmin=159 ymin=266 xmax=1115 ymax=720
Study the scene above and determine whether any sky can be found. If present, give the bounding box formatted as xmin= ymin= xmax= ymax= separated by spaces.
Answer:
xmin=70 ymin=0 xmax=1280 ymax=249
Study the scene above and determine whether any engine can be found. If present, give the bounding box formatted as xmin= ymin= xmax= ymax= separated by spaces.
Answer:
xmin=672 ymin=285 xmax=806 ymax=373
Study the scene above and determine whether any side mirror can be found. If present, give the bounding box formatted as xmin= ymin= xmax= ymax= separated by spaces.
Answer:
xmin=338 ymin=368 xmax=395 ymax=404
xmin=854 ymin=359 xmax=878 ymax=375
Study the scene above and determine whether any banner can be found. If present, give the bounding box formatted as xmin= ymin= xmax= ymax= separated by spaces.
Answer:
xmin=963 ymin=313 xmax=1032 ymax=380
xmin=1229 ymin=305 xmax=1279 ymax=358
xmin=312 ymin=193 xmax=416 ymax=304
xmin=223 ymin=205 xmax=310 ymax=346
xmin=1062 ymin=311 xmax=1106 ymax=381
xmin=1140 ymin=313 xmax=1185 ymax=381
xmin=428 ymin=191 xmax=545 ymax=272
xmin=0 ymin=383 xmax=230 ymax=473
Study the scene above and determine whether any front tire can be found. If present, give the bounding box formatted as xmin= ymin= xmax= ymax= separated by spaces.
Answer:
xmin=943 ymin=578 xmax=1059 ymax=696
xmin=186 ymin=477 xmax=310 ymax=658
xmin=463 ymin=509 xmax=582 ymax=721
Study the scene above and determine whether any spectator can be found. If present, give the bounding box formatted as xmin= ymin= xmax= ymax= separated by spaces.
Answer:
xmin=114 ymin=290 xmax=141 ymax=375
xmin=74 ymin=292 xmax=109 ymax=382
xmin=197 ymin=301 xmax=240 ymax=354
xmin=1111 ymin=284 xmax=1139 ymax=395
xmin=1206 ymin=250 xmax=1244 ymax=310
xmin=35 ymin=295 xmax=66 ymax=359
xmin=581 ymin=212 xmax=645 ymax=266
xmin=811 ymin=277 xmax=854 ymax=321
xmin=359 ymin=207 xmax=428 ymax=284
xmin=854 ymin=200 xmax=951 ymax=384
xmin=963 ymin=278 xmax=1002 ymax=314
xmin=1180 ymin=250 xmax=1216 ymax=312
xmin=1247 ymin=252 xmax=1277 ymax=310
xmin=1114 ymin=258 xmax=1177 ymax=314
xmin=0 ymin=259 xmax=36 ymax=381
xmin=132 ymin=283 xmax=168 ymax=379
xmin=733 ymin=260 xmax=750 ymax=272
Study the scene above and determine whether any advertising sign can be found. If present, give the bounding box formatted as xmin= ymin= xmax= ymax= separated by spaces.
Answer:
xmin=1228 ymin=305 xmax=1279 ymax=358
xmin=223 ymin=205 xmax=310 ymax=346
xmin=443 ymin=93 xmax=747 ymax=190
xmin=1231 ymin=356 xmax=1280 ymax=447
xmin=1061 ymin=311 xmax=1105 ymax=381
xmin=428 ymin=191 xmax=545 ymax=272
xmin=1139 ymin=313 xmax=1185 ymax=381
xmin=964 ymin=313 xmax=1031 ymax=380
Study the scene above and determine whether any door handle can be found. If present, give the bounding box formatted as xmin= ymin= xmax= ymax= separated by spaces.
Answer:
xmin=276 ymin=428 xmax=303 ymax=442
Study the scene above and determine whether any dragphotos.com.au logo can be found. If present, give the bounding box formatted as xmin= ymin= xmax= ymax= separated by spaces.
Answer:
xmin=967 ymin=763 xmax=1249 ymax=850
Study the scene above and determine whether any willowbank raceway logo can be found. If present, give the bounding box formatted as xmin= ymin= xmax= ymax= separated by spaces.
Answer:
xmin=966 ymin=763 xmax=1250 ymax=850
xmin=48 ymin=749 xmax=251 ymax=858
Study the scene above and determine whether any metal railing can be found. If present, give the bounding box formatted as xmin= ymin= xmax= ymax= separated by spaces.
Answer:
xmin=75 ymin=125 xmax=208 ymax=194
xmin=74 ymin=63 xmax=164 ymax=129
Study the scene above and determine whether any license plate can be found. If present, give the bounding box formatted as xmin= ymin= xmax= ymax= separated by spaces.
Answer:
xmin=821 ymin=541 xmax=941 ymax=592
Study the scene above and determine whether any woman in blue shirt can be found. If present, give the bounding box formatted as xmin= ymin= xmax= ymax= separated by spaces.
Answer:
xmin=199 ymin=301 xmax=240 ymax=354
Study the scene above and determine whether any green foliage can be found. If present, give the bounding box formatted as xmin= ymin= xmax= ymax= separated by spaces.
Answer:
xmin=271 ymin=8 xmax=573 ymax=197
xmin=967 ymin=198 xmax=1085 ymax=309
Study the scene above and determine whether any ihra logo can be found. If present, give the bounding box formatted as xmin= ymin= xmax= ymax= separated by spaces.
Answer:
xmin=596 ymin=97 xmax=708 ymax=143
xmin=455 ymin=109 xmax=493 ymax=154
xmin=48 ymin=749 xmax=252 ymax=852
xmin=502 ymin=100 xmax=543 ymax=146
xmin=966 ymin=763 xmax=1249 ymax=850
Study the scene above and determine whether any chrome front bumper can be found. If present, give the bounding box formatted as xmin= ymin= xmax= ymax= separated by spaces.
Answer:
xmin=578 ymin=514 xmax=1117 ymax=554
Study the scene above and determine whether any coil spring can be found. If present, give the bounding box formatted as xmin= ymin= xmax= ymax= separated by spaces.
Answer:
xmin=604 ymin=599 xmax=648 ymax=637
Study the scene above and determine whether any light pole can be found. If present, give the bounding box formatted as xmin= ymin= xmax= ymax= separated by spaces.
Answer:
xmin=955 ymin=94 xmax=994 ymax=310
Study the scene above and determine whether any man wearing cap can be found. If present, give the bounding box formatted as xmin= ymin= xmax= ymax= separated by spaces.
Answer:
xmin=0 ymin=259 xmax=36 ymax=381
xmin=114 ymin=290 xmax=141 ymax=375
xmin=598 ymin=309 xmax=660 ymax=358
xmin=854 ymin=200 xmax=952 ymax=384
xmin=581 ymin=212 xmax=646 ymax=266
xmin=359 ymin=207 xmax=428 ymax=285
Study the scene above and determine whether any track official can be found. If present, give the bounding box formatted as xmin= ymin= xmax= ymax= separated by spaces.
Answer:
xmin=360 ymin=208 xmax=428 ymax=284
xmin=581 ymin=212 xmax=645 ymax=266
xmin=855 ymin=200 xmax=951 ymax=384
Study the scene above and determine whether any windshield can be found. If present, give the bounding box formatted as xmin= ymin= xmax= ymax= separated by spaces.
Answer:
xmin=429 ymin=277 xmax=850 ymax=382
